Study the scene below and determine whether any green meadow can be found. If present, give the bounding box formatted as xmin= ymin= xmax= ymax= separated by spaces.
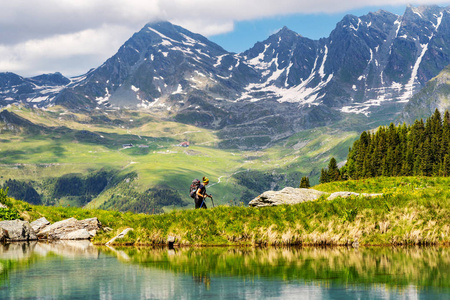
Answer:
xmin=0 ymin=105 xmax=358 ymax=210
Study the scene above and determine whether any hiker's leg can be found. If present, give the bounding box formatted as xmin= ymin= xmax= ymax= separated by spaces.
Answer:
xmin=195 ymin=197 xmax=201 ymax=209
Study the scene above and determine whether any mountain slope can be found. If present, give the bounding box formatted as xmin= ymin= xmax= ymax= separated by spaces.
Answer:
xmin=399 ymin=64 xmax=450 ymax=124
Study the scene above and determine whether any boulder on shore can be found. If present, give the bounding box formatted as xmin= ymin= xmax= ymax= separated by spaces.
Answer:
xmin=0 ymin=220 xmax=38 ymax=241
xmin=0 ymin=217 xmax=104 ymax=242
xmin=249 ymin=187 xmax=327 ymax=207
xmin=30 ymin=217 xmax=51 ymax=233
xmin=36 ymin=217 xmax=102 ymax=240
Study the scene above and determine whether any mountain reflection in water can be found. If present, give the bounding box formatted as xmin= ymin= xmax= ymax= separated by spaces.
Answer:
xmin=0 ymin=242 xmax=449 ymax=299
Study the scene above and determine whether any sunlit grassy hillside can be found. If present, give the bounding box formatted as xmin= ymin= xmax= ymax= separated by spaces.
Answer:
xmin=0 ymin=105 xmax=357 ymax=211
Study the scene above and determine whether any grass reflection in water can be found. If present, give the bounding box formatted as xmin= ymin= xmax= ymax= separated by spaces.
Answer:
xmin=102 ymin=246 xmax=450 ymax=291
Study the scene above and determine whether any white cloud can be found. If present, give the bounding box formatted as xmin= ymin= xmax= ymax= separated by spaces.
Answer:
xmin=0 ymin=0 xmax=448 ymax=77
xmin=0 ymin=25 xmax=134 ymax=77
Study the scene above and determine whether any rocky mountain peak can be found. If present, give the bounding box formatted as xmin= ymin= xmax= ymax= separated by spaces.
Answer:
xmin=30 ymin=73 xmax=70 ymax=86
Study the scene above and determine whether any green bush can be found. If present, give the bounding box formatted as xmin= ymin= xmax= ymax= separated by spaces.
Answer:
xmin=0 ymin=187 xmax=12 ymax=207
xmin=0 ymin=207 xmax=20 ymax=220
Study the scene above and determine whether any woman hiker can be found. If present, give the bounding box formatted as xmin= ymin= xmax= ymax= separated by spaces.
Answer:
xmin=195 ymin=177 xmax=212 ymax=209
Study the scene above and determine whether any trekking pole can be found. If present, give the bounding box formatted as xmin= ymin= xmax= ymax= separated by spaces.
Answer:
xmin=210 ymin=195 xmax=215 ymax=207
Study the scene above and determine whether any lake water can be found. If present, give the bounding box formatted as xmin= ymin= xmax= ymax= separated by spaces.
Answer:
xmin=0 ymin=241 xmax=449 ymax=299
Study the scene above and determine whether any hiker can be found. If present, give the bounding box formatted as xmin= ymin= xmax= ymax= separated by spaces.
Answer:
xmin=195 ymin=177 xmax=212 ymax=209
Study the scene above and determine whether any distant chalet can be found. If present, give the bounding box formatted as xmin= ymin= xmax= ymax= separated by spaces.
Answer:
xmin=177 ymin=141 xmax=189 ymax=147
xmin=122 ymin=144 xmax=133 ymax=149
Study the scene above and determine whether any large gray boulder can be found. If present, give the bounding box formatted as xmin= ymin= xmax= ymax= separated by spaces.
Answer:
xmin=0 ymin=220 xmax=37 ymax=241
xmin=249 ymin=187 xmax=327 ymax=207
xmin=30 ymin=217 xmax=51 ymax=233
xmin=0 ymin=228 xmax=8 ymax=242
xmin=249 ymin=187 xmax=384 ymax=207
xmin=37 ymin=217 xmax=102 ymax=240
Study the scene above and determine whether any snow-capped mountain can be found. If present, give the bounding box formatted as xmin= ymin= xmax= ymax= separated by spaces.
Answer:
xmin=1 ymin=5 xmax=449 ymax=148
xmin=0 ymin=72 xmax=70 ymax=107
xmin=51 ymin=21 xmax=259 ymax=111
xmin=237 ymin=5 xmax=449 ymax=115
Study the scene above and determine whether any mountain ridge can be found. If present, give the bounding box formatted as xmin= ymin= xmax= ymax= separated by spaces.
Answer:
xmin=1 ymin=5 xmax=450 ymax=148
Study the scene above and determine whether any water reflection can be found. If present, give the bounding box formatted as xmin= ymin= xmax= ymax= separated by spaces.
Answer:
xmin=104 ymin=246 xmax=450 ymax=289
xmin=0 ymin=243 xmax=449 ymax=299
xmin=0 ymin=240 xmax=99 ymax=260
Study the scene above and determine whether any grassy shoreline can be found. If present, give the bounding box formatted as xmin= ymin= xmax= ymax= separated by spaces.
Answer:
xmin=3 ymin=176 xmax=450 ymax=247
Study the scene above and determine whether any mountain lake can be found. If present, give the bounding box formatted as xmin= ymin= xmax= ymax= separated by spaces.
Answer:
xmin=0 ymin=241 xmax=449 ymax=299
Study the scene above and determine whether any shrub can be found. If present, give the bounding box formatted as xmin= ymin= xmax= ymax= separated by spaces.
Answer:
xmin=0 ymin=207 xmax=20 ymax=220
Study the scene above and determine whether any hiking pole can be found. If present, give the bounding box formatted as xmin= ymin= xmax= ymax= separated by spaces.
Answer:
xmin=210 ymin=195 xmax=215 ymax=207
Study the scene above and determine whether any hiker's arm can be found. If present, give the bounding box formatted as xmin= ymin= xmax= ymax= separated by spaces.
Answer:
xmin=196 ymin=188 xmax=203 ymax=197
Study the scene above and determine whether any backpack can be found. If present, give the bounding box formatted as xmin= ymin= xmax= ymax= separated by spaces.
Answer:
xmin=189 ymin=179 xmax=200 ymax=198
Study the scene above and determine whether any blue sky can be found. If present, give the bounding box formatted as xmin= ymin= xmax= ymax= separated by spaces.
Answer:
xmin=210 ymin=5 xmax=408 ymax=53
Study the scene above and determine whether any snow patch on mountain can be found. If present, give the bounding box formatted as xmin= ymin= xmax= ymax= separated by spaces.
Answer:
xmin=318 ymin=46 xmax=328 ymax=79
xmin=148 ymin=27 xmax=177 ymax=44
xmin=96 ymin=88 xmax=111 ymax=104
xmin=214 ymin=54 xmax=226 ymax=67
xmin=247 ymin=44 xmax=271 ymax=69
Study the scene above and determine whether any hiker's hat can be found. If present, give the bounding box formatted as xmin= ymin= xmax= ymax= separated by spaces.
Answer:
xmin=203 ymin=177 xmax=209 ymax=184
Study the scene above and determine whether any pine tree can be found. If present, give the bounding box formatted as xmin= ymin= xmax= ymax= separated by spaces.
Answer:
xmin=441 ymin=111 xmax=450 ymax=166
xmin=443 ymin=154 xmax=450 ymax=177
xmin=420 ymin=137 xmax=433 ymax=176
xmin=346 ymin=158 xmax=355 ymax=179
xmin=319 ymin=168 xmax=329 ymax=184
xmin=346 ymin=142 xmax=359 ymax=179
xmin=327 ymin=157 xmax=341 ymax=181
xmin=300 ymin=176 xmax=310 ymax=188
xmin=401 ymin=146 xmax=414 ymax=176
xmin=385 ymin=147 xmax=394 ymax=176
xmin=356 ymin=131 xmax=370 ymax=179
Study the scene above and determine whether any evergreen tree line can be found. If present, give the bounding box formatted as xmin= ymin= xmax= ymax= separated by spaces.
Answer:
xmin=100 ymin=185 xmax=186 ymax=214
xmin=2 ymin=179 xmax=41 ymax=205
xmin=321 ymin=109 xmax=450 ymax=183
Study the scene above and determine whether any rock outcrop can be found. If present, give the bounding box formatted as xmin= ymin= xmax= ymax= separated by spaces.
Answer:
xmin=30 ymin=217 xmax=51 ymax=233
xmin=36 ymin=217 xmax=102 ymax=240
xmin=249 ymin=187 xmax=383 ymax=207
xmin=0 ymin=217 xmax=103 ymax=242
xmin=249 ymin=187 xmax=327 ymax=207
xmin=0 ymin=220 xmax=37 ymax=241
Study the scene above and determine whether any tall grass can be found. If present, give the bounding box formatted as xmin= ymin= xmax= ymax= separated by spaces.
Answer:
xmin=5 ymin=176 xmax=450 ymax=246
